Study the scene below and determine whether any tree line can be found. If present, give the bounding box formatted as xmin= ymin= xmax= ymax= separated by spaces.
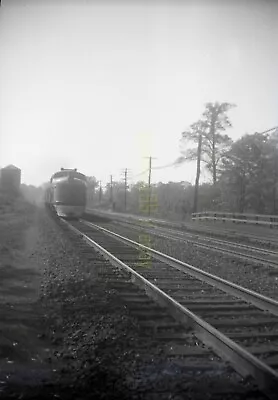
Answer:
xmin=89 ymin=102 xmax=278 ymax=218
xmin=18 ymin=102 xmax=278 ymax=219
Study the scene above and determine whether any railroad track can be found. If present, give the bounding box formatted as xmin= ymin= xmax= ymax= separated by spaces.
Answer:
xmin=86 ymin=210 xmax=278 ymax=248
xmin=62 ymin=218 xmax=278 ymax=399
xmin=86 ymin=210 xmax=278 ymax=249
xmin=180 ymin=223 xmax=278 ymax=249
xmin=113 ymin=220 xmax=278 ymax=270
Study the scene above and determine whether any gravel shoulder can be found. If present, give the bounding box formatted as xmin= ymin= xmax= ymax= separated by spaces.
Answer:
xmin=0 ymin=202 xmax=269 ymax=399
xmin=192 ymin=220 xmax=278 ymax=238
xmin=0 ymin=198 xmax=56 ymax=395
xmin=95 ymin=222 xmax=278 ymax=300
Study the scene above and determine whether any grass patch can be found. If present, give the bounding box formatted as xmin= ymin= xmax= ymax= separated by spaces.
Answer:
xmin=0 ymin=189 xmax=37 ymax=259
xmin=0 ymin=190 xmax=35 ymax=216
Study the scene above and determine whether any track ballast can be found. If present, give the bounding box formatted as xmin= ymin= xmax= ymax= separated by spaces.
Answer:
xmin=62 ymin=218 xmax=278 ymax=399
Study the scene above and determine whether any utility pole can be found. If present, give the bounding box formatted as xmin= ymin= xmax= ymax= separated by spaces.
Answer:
xmin=120 ymin=168 xmax=130 ymax=212
xmin=143 ymin=156 xmax=157 ymax=216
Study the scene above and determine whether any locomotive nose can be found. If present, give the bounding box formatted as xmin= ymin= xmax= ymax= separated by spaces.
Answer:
xmin=47 ymin=168 xmax=87 ymax=219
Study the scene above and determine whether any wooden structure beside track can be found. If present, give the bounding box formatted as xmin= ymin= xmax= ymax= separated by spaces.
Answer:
xmin=192 ymin=211 xmax=278 ymax=228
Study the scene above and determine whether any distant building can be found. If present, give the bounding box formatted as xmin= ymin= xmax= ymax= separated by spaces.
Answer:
xmin=0 ymin=165 xmax=21 ymax=192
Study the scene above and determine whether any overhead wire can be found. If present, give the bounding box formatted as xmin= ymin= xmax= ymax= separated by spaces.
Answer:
xmin=108 ymin=127 xmax=278 ymax=184
xmin=110 ymin=157 xmax=185 ymax=184
xmin=257 ymin=126 xmax=278 ymax=135
xmin=132 ymin=168 xmax=149 ymax=177
xmin=152 ymin=157 xmax=184 ymax=170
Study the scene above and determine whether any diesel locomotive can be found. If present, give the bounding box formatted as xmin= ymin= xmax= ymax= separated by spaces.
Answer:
xmin=45 ymin=168 xmax=87 ymax=218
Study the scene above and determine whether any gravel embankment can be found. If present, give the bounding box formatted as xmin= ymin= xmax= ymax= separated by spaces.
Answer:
xmin=2 ymin=210 xmax=269 ymax=399
xmin=191 ymin=220 xmax=278 ymax=240
xmin=9 ymin=210 xmax=163 ymax=399
xmin=100 ymin=223 xmax=278 ymax=300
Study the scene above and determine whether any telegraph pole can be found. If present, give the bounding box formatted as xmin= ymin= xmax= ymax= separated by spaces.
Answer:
xmin=143 ymin=156 xmax=156 ymax=216
xmin=120 ymin=168 xmax=130 ymax=212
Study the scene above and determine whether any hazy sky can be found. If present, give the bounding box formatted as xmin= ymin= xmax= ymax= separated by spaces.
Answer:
xmin=1 ymin=0 xmax=278 ymax=186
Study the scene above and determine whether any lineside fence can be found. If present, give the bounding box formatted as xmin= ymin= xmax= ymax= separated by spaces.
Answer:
xmin=192 ymin=211 xmax=278 ymax=229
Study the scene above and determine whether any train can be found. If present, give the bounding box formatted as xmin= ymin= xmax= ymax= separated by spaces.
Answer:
xmin=45 ymin=168 xmax=87 ymax=218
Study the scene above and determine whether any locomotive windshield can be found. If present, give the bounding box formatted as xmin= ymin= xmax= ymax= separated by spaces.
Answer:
xmin=51 ymin=170 xmax=86 ymax=182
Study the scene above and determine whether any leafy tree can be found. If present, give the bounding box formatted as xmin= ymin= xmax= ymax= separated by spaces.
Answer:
xmin=201 ymin=102 xmax=235 ymax=185
xmin=246 ymin=134 xmax=271 ymax=213
xmin=267 ymin=129 xmax=278 ymax=213
xmin=221 ymin=133 xmax=274 ymax=213
xmin=113 ymin=181 xmax=127 ymax=212
xmin=144 ymin=181 xmax=192 ymax=220
xmin=179 ymin=102 xmax=235 ymax=212
xmin=20 ymin=184 xmax=44 ymax=205
xmin=179 ymin=120 xmax=206 ymax=213
xmin=129 ymin=181 xmax=148 ymax=215
xmin=197 ymin=183 xmax=222 ymax=211
xmin=220 ymin=136 xmax=253 ymax=212
xmin=86 ymin=176 xmax=98 ymax=207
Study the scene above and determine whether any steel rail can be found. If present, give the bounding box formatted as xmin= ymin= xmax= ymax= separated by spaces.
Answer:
xmin=140 ymin=228 xmax=278 ymax=269
xmin=115 ymin=221 xmax=278 ymax=268
xmin=153 ymin=220 xmax=278 ymax=246
xmin=86 ymin=209 xmax=278 ymax=246
xmin=82 ymin=220 xmax=278 ymax=316
xmin=64 ymin=219 xmax=278 ymax=398
xmin=118 ymin=218 xmax=278 ymax=255
xmin=185 ymin=221 xmax=278 ymax=242
xmin=152 ymin=225 xmax=278 ymax=256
